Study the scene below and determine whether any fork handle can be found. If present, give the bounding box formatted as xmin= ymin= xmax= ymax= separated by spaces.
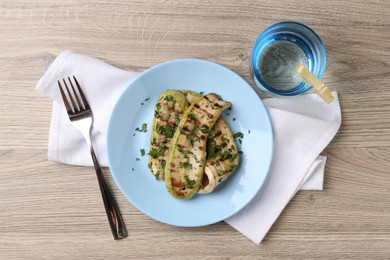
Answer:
xmin=90 ymin=148 xmax=128 ymax=240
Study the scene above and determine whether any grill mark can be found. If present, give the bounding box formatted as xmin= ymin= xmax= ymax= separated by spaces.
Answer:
xmin=214 ymin=131 xmax=222 ymax=137
xmin=203 ymin=95 xmax=212 ymax=102
xmin=171 ymin=177 xmax=185 ymax=188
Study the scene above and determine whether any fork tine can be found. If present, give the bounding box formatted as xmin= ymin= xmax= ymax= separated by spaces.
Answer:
xmin=73 ymin=76 xmax=90 ymax=109
xmin=58 ymin=80 xmax=72 ymax=114
xmin=63 ymin=78 xmax=79 ymax=112
xmin=68 ymin=77 xmax=85 ymax=110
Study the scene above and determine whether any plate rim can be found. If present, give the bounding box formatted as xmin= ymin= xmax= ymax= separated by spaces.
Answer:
xmin=107 ymin=58 xmax=274 ymax=227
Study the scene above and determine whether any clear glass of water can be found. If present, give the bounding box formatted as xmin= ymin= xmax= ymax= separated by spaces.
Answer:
xmin=250 ymin=21 xmax=326 ymax=96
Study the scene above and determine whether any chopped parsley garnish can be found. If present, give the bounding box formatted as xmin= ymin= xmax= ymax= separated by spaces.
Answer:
xmin=148 ymin=147 xmax=166 ymax=158
xmin=179 ymin=161 xmax=193 ymax=169
xmin=140 ymin=149 xmax=145 ymax=156
xmin=141 ymin=102 xmax=144 ymax=105
xmin=135 ymin=123 xmax=147 ymax=133
xmin=154 ymin=172 xmax=160 ymax=180
xmin=156 ymin=123 xmax=163 ymax=134
xmin=233 ymin=132 xmax=244 ymax=139
xmin=187 ymin=125 xmax=200 ymax=144
xmin=145 ymin=98 xmax=150 ymax=101
xmin=174 ymin=115 xmax=180 ymax=124
xmin=217 ymin=170 xmax=224 ymax=176
xmin=184 ymin=175 xmax=196 ymax=188
xmin=199 ymin=91 xmax=204 ymax=95
xmin=200 ymin=127 xmax=210 ymax=134
xmin=165 ymin=124 xmax=173 ymax=138
xmin=188 ymin=113 xmax=195 ymax=120
xmin=135 ymin=158 xmax=140 ymax=161
xmin=233 ymin=118 xmax=236 ymax=121
xmin=221 ymin=135 xmax=228 ymax=142
xmin=164 ymin=95 xmax=173 ymax=101
xmin=163 ymin=114 xmax=170 ymax=121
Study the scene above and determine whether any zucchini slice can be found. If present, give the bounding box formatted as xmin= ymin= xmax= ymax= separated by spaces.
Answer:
xmin=180 ymin=90 xmax=240 ymax=194
xmin=148 ymin=90 xmax=188 ymax=180
xmin=199 ymin=117 xmax=240 ymax=194
xmin=164 ymin=93 xmax=231 ymax=199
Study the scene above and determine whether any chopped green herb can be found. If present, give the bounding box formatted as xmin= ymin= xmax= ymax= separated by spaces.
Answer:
xmin=184 ymin=175 xmax=196 ymax=188
xmin=188 ymin=113 xmax=195 ymax=120
xmin=177 ymin=146 xmax=186 ymax=154
xmin=233 ymin=118 xmax=236 ymax=121
xmin=190 ymin=125 xmax=199 ymax=136
xmin=145 ymin=98 xmax=150 ymax=101
xmin=164 ymin=95 xmax=173 ymax=101
xmin=141 ymin=123 xmax=147 ymax=132
xmin=141 ymin=102 xmax=144 ymax=105
xmin=200 ymin=127 xmax=210 ymax=134
xmin=187 ymin=125 xmax=200 ymax=144
xmin=233 ymin=132 xmax=244 ymax=139
xmin=229 ymin=153 xmax=238 ymax=162
xmin=179 ymin=161 xmax=193 ymax=169
xmin=238 ymin=139 xmax=242 ymax=144
xmin=165 ymin=124 xmax=173 ymax=138
xmin=135 ymin=158 xmax=140 ymax=161
xmin=136 ymin=123 xmax=147 ymax=133
xmin=154 ymin=172 xmax=160 ymax=180
xmin=199 ymin=91 xmax=204 ymax=95
xmin=156 ymin=123 xmax=163 ymax=134
xmin=226 ymin=113 xmax=230 ymax=116
xmin=171 ymin=100 xmax=176 ymax=109
xmin=133 ymin=133 xmax=136 ymax=136
xmin=238 ymin=150 xmax=243 ymax=155
xmin=156 ymin=103 xmax=161 ymax=111
xmin=163 ymin=114 xmax=170 ymax=121
xmin=248 ymin=130 xmax=251 ymax=134
xmin=160 ymin=161 xmax=166 ymax=168
xmin=148 ymin=147 xmax=166 ymax=158
xmin=174 ymin=115 xmax=180 ymax=124
xmin=217 ymin=170 xmax=224 ymax=176
xmin=140 ymin=149 xmax=145 ymax=156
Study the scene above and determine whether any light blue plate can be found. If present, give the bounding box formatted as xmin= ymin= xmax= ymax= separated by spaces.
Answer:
xmin=107 ymin=59 xmax=273 ymax=227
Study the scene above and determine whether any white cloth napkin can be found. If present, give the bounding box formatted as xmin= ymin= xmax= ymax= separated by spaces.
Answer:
xmin=36 ymin=50 xmax=341 ymax=244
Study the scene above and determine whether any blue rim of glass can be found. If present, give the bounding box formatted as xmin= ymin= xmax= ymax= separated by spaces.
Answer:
xmin=250 ymin=21 xmax=326 ymax=96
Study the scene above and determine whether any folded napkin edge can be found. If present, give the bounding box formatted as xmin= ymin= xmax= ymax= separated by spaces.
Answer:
xmin=36 ymin=50 xmax=76 ymax=94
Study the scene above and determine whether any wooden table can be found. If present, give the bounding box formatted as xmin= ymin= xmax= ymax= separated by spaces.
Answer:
xmin=1 ymin=1 xmax=389 ymax=258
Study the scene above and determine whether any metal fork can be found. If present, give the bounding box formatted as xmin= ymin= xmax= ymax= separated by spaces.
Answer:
xmin=58 ymin=76 xmax=127 ymax=240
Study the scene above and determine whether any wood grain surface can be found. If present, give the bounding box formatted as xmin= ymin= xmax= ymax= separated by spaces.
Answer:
xmin=1 ymin=0 xmax=389 ymax=259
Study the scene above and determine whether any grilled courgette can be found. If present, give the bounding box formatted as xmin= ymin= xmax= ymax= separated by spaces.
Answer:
xmin=180 ymin=90 xmax=240 ymax=194
xmin=164 ymin=93 xmax=231 ymax=199
xmin=148 ymin=90 xmax=188 ymax=180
